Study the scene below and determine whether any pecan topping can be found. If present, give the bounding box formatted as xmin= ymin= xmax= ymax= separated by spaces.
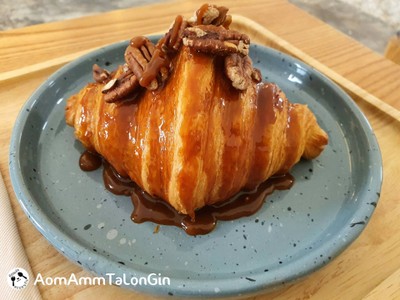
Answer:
xmin=102 ymin=69 xmax=140 ymax=103
xmin=97 ymin=4 xmax=263 ymax=102
xmin=182 ymin=25 xmax=250 ymax=56
xmin=92 ymin=64 xmax=110 ymax=83
xmin=125 ymin=36 xmax=170 ymax=91
xmin=224 ymin=53 xmax=254 ymax=90
xmin=189 ymin=4 xmax=231 ymax=28
xmin=125 ymin=36 xmax=159 ymax=90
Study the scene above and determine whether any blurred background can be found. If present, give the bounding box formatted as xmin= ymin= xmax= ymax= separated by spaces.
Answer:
xmin=0 ymin=0 xmax=399 ymax=55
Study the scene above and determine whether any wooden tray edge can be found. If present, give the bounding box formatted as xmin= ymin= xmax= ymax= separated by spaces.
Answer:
xmin=231 ymin=15 xmax=400 ymax=122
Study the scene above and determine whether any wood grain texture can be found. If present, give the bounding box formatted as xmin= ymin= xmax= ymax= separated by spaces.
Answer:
xmin=231 ymin=15 xmax=400 ymax=122
xmin=1 ymin=0 xmax=400 ymax=299
xmin=385 ymin=33 xmax=400 ymax=65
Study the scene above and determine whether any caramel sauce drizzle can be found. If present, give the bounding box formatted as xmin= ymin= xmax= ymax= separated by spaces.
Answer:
xmin=140 ymin=49 xmax=168 ymax=87
xmin=130 ymin=36 xmax=149 ymax=48
xmin=169 ymin=15 xmax=184 ymax=46
xmin=79 ymin=151 xmax=294 ymax=236
xmin=79 ymin=150 xmax=102 ymax=171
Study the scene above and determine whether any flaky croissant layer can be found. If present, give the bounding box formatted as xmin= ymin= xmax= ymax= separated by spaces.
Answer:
xmin=66 ymin=46 xmax=328 ymax=217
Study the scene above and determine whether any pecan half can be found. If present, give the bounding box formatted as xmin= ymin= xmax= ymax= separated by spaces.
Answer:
xmin=125 ymin=36 xmax=159 ymax=90
xmin=125 ymin=36 xmax=170 ymax=91
xmin=92 ymin=64 xmax=110 ymax=83
xmin=224 ymin=53 xmax=254 ymax=90
xmin=182 ymin=25 xmax=250 ymax=56
xmin=102 ymin=70 xmax=140 ymax=103
xmin=190 ymin=4 xmax=231 ymax=28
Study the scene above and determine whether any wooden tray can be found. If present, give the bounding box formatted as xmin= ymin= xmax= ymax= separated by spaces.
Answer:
xmin=1 ymin=13 xmax=400 ymax=300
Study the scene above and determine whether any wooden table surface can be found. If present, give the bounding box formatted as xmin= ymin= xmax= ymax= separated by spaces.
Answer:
xmin=1 ymin=0 xmax=400 ymax=299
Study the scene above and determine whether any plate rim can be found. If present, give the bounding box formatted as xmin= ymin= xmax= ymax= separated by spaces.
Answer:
xmin=9 ymin=35 xmax=383 ymax=297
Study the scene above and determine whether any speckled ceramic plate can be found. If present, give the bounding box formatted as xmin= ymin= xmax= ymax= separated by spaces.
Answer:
xmin=10 ymin=36 xmax=382 ymax=298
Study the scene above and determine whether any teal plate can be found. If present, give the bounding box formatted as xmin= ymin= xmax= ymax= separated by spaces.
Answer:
xmin=10 ymin=36 xmax=382 ymax=298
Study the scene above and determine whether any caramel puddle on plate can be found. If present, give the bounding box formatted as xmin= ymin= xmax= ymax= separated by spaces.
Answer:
xmin=80 ymin=150 xmax=294 ymax=235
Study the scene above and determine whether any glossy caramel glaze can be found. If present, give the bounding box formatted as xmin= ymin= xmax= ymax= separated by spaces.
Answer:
xmin=66 ymin=45 xmax=328 ymax=217
xmin=101 ymin=158 xmax=294 ymax=235
xmin=79 ymin=150 xmax=102 ymax=171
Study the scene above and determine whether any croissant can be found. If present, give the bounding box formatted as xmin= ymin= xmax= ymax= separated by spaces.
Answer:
xmin=65 ymin=5 xmax=328 ymax=218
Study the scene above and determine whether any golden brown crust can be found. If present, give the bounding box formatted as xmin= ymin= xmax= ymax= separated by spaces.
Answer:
xmin=65 ymin=46 xmax=328 ymax=217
